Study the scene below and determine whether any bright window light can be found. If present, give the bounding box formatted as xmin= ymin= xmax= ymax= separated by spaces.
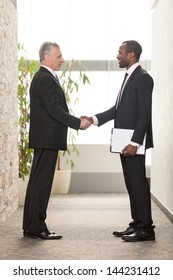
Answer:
xmin=17 ymin=0 xmax=151 ymax=145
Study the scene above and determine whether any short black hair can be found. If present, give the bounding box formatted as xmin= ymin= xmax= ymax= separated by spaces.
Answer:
xmin=122 ymin=40 xmax=142 ymax=61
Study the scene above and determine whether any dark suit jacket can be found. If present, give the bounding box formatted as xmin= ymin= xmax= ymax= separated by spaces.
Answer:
xmin=29 ymin=67 xmax=80 ymax=150
xmin=96 ymin=66 xmax=154 ymax=149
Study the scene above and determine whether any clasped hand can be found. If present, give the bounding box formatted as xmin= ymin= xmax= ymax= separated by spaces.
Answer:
xmin=79 ymin=116 xmax=93 ymax=130
xmin=121 ymin=144 xmax=137 ymax=157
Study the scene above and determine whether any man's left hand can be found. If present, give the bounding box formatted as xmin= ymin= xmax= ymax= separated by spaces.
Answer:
xmin=121 ymin=144 xmax=138 ymax=157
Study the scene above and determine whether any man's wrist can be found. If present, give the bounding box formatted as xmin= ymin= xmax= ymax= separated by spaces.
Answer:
xmin=92 ymin=115 xmax=98 ymax=125
xmin=130 ymin=141 xmax=140 ymax=147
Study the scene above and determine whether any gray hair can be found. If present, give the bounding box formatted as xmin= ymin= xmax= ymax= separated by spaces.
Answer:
xmin=39 ymin=42 xmax=60 ymax=62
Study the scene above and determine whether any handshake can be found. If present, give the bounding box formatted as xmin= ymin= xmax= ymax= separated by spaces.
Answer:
xmin=79 ymin=116 xmax=93 ymax=130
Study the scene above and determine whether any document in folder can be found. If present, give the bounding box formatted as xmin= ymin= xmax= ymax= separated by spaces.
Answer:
xmin=110 ymin=128 xmax=146 ymax=155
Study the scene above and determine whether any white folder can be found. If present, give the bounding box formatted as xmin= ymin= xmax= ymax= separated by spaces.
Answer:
xmin=110 ymin=128 xmax=146 ymax=155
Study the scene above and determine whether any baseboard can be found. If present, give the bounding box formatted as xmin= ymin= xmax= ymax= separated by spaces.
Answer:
xmin=151 ymin=193 xmax=173 ymax=224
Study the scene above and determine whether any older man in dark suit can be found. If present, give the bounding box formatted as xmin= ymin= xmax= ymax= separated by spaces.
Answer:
xmin=83 ymin=40 xmax=155 ymax=242
xmin=23 ymin=42 xmax=91 ymax=240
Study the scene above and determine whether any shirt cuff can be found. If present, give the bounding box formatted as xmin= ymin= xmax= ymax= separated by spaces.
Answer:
xmin=92 ymin=115 xmax=99 ymax=125
xmin=130 ymin=141 xmax=140 ymax=147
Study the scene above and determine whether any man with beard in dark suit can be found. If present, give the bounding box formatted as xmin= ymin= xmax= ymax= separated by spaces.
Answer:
xmin=83 ymin=40 xmax=155 ymax=242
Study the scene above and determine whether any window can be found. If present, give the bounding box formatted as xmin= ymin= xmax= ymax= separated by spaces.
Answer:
xmin=17 ymin=0 xmax=151 ymax=144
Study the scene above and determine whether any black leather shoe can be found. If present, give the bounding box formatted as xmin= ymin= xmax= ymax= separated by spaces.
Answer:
xmin=121 ymin=229 xmax=155 ymax=242
xmin=23 ymin=230 xmax=57 ymax=239
xmin=112 ymin=226 xmax=136 ymax=237
xmin=36 ymin=231 xmax=63 ymax=240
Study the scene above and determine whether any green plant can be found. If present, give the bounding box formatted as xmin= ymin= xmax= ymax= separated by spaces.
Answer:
xmin=57 ymin=60 xmax=90 ymax=170
xmin=18 ymin=43 xmax=39 ymax=179
xmin=18 ymin=44 xmax=90 ymax=175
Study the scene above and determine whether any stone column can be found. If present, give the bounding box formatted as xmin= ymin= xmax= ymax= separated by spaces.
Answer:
xmin=0 ymin=0 xmax=18 ymax=223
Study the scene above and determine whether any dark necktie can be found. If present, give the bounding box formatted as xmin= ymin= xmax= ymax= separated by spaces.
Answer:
xmin=116 ymin=72 xmax=128 ymax=108
xmin=55 ymin=74 xmax=61 ymax=86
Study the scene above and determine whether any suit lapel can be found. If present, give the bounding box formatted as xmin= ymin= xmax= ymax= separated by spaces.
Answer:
xmin=116 ymin=66 xmax=141 ymax=110
xmin=39 ymin=66 xmax=67 ymax=107
xmin=39 ymin=66 xmax=61 ymax=86
xmin=123 ymin=65 xmax=141 ymax=92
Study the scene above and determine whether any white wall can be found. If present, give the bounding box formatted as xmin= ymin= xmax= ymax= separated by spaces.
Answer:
xmin=150 ymin=0 xmax=173 ymax=214
xmin=60 ymin=145 xmax=125 ymax=192
xmin=60 ymin=145 xmax=122 ymax=173
xmin=60 ymin=145 xmax=150 ymax=193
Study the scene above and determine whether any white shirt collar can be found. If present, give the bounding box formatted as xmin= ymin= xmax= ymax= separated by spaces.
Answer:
xmin=126 ymin=62 xmax=140 ymax=76
xmin=41 ymin=65 xmax=57 ymax=77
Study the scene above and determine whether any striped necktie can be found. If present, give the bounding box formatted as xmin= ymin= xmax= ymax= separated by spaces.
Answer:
xmin=116 ymin=72 xmax=128 ymax=108
xmin=55 ymin=74 xmax=61 ymax=86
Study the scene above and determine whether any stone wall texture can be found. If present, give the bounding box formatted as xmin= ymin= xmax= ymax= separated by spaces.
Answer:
xmin=0 ymin=0 xmax=18 ymax=224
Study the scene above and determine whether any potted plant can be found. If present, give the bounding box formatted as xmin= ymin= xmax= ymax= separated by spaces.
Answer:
xmin=51 ymin=59 xmax=90 ymax=194
xmin=17 ymin=43 xmax=39 ymax=205
xmin=17 ymin=44 xmax=90 ymax=199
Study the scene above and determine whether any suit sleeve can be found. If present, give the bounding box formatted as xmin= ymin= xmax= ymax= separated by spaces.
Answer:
xmin=131 ymin=73 xmax=153 ymax=144
xmin=95 ymin=106 xmax=115 ymax=126
xmin=38 ymin=75 xmax=81 ymax=130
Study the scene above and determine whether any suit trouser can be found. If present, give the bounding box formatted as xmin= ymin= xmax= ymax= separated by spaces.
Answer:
xmin=23 ymin=149 xmax=58 ymax=233
xmin=120 ymin=154 xmax=153 ymax=229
